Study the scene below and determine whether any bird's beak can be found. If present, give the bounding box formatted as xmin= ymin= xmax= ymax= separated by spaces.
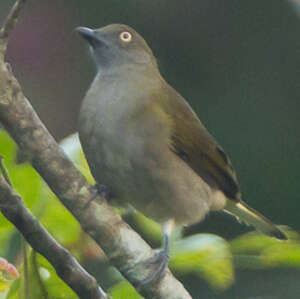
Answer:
xmin=76 ymin=26 xmax=100 ymax=47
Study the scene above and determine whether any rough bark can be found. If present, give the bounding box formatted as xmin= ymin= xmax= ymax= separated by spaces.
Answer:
xmin=0 ymin=1 xmax=192 ymax=298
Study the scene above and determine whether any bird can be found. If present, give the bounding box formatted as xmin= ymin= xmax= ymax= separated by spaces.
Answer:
xmin=76 ymin=24 xmax=286 ymax=284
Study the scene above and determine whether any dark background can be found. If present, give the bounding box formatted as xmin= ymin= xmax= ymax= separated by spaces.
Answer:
xmin=1 ymin=1 xmax=299 ymax=298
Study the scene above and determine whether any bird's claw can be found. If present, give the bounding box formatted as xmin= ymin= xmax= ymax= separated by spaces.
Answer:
xmin=5 ymin=62 xmax=12 ymax=73
xmin=95 ymin=183 xmax=112 ymax=200
xmin=85 ymin=183 xmax=112 ymax=208
xmin=137 ymin=248 xmax=169 ymax=289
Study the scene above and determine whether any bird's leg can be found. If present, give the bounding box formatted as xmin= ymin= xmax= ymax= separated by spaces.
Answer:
xmin=85 ymin=183 xmax=112 ymax=208
xmin=139 ymin=219 xmax=175 ymax=287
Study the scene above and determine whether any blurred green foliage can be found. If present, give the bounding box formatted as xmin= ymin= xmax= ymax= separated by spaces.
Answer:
xmin=7 ymin=252 xmax=77 ymax=299
xmin=0 ymin=256 xmax=19 ymax=294
xmin=0 ymin=0 xmax=299 ymax=297
xmin=0 ymin=130 xmax=299 ymax=298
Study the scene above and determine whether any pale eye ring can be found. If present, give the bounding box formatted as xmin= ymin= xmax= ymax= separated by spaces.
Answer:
xmin=120 ymin=31 xmax=132 ymax=43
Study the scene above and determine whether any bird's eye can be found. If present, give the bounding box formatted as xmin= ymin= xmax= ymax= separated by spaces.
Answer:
xmin=120 ymin=31 xmax=132 ymax=43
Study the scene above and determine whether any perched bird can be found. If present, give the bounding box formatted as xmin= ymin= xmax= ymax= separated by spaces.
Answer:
xmin=76 ymin=24 xmax=286 ymax=284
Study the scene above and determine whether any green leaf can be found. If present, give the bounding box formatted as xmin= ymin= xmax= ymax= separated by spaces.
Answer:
xmin=230 ymin=233 xmax=280 ymax=255
xmin=5 ymin=277 xmax=19 ymax=299
xmin=9 ymin=251 xmax=77 ymax=299
xmin=0 ymin=228 xmax=14 ymax=257
xmin=231 ymin=231 xmax=300 ymax=270
xmin=0 ymin=129 xmax=43 ymax=212
xmin=9 ymin=164 xmax=43 ymax=210
xmin=39 ymin=191 xmax=80 ymax=245
xmin=108 ymin=281 xmax=142 ymax=299
xmin=0 ymin=279 xmax=10 ymax=293
xmin=230 ymin=227 xmax=296 ymax=255
xmin=170 ymin=234 xmax=234 ymax=290
xmin=0 ymin=130 xmax=17 ymax=167
xmin=60 ymin=133 xmax=94 ymax=183
xmin=34 ymin=253 xmax=77 ymax=299
xmin=261 ymin=243 xmax=300 ymax=268
xmin=0 ymin=131 xmax=18 ymax=232
xmin=129 ymin=212 xmax=162 ymax=242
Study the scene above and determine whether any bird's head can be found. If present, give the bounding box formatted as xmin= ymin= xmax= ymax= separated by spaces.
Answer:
xmin=76 ymin=24 xmax=157 ymax=71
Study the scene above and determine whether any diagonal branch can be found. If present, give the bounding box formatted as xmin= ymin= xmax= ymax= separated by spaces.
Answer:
xmin=0 ymin=1 xmax=108 ymax=299
xmin=0 ymin=174 xmax=109 ymax=299
xmin=0 ymin=1 xmax=192 ymax=298
xmin=0 ymin=0 xmax=26 ymax=38
xmin=0 ymin=0 xmax=26 ymax=55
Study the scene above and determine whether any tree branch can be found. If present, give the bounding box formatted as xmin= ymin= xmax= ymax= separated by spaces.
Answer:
xmin=0 ymin=0 xmax=26 ymax=56
xmin=0 ymin=175 xmax=109 ymax=299
xmin=0 ymin=1 xmax=192 ymax=298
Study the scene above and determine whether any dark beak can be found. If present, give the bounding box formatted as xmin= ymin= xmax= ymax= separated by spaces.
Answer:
xmin=76 ymin=26 xmax=100 ymax=47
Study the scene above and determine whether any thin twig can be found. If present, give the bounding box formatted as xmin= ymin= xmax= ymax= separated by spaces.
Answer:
xmin=0 ymin=175 xmax=109 ymax=299
xmin=0 ymin=0 xmax=27 ymax=39
xmin=0 ymin=0 xmax=192 ymax=298
xmin=0 ymin=0 xmax=27 ymax=56
xmin=0 ymin=155 xmax=12 ymax=186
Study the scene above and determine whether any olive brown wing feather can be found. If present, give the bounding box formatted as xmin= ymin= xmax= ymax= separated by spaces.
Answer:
xmin=158 ymin=86 xmax=241 ymax=202
xmin=156 ymin=85 xmax=286 ymax=240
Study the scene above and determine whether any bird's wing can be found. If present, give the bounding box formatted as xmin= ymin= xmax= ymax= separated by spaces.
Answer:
xmin=157 ymin=85 xmax=241 ymax=201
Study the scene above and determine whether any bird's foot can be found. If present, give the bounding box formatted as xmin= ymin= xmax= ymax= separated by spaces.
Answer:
xmin=137 ymin=220 xmax=174 ymax=288
xmin=94 ymin=183 xmax=112 ymax=200
xmin=138 ymin=248 xmax=169 ymax=289
xmin=85 ymin=183 xmax=112 ymax=208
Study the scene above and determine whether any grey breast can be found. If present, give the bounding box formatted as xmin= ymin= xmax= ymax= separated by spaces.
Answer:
xmin=79 ymin=70 xmax=217 ymax=225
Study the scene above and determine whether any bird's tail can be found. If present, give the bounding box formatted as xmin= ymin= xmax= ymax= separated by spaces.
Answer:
xmin=225 ymin=200 xmax=286 ymax=240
